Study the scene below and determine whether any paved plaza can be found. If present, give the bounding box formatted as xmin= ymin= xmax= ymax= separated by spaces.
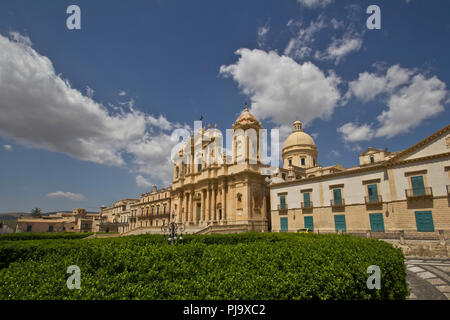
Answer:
xmin=406 ymin=258 xmax=450 ymax=300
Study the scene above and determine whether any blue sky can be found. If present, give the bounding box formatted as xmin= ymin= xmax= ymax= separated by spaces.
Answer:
xmin=0 ymin=0 xmax=449 ymax=212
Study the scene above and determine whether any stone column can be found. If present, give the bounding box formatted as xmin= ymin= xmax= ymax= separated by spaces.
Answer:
xmin=184 ymin=192 xmax=189 ymax=222
xmin=261 ymin=194 xmax=267 ymax=232
xmin=212 ymin=186 xmax=216 ymax=223
xmin=201 ymin=190 xmax=206 ymax=224
xmin=178 ymin=193 xmax=183 ymax=223
xmin=207 ymin=187 xmax=211 ymax=223
xmin=189 ymin=189 xmax=194 ymax=224
xmin=221 ymin=183 xmax=227 ymax=224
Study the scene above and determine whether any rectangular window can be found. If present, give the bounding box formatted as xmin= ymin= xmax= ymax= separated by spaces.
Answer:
xmin=288 ymin=158 xmax=292 ymax=166
xmin=334 ymin=215 xmax=346 ymax=232
xmin=369 ymin=213 xmax=385 ymax=232
xmin=301 ymin=158 xmax=305 ymax=166
xmin=415 ymin=211 xmax=434 ymax=232
xmin=280 ymin=195 xmax=286 ymax=209
xmin=26 ymin=225 xmax=32 ymax=232
xmin=280 ymin=217 xmax=288 ymax=232
xmin=333 ymin=188 xmax=342 ymax=205
xmin=367 ymin=184 xmax=378 ymax=202
xmin=304 ymin=216 xmax=314 ymax=231
xmin=411 ymin=176 xmax=425 ymax=196
xmin=303 ymin=192 xmax=311 ymax=207
xmin=370 ymin=156 xmax=375 ymax=163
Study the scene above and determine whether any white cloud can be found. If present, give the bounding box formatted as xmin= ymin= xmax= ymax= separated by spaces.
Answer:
xmin=8 ymin=31 xmax=32 ymax=46
xmin=297 ymin=0 xmax=333 ymax=8
xmin=341 ymin=64 xmax=448 ymax=141
xmin=0 ymin=32 xmax=181 ymax=187
xmin=86 ymin=86 xmax=94 ymax=98
xmin=219 ymin=48 xmax=341 ymax=127
xmin=136 ymin=174 xmax=153 ymax=188
xmin=315 ymin=32 xmax=363 ymax=64
xmin=3 ymin=144 xmax=12 ymax=151
xmin=337 ymin=122 xmax=375 ymax=142
xmin=46 ymin=191 xmax=86 ymax=201
xmin=376 ymin=74 xmax=447 ymax=137
xmin=346 ymin=64 xmax=413 ymax=102
xmin=284 ymin=15 xmax=327 ymax=60
xmin=119 ymin=90 xmax=127 ymax=96
xmin=257 ymin=23 xmax=270 ymax=48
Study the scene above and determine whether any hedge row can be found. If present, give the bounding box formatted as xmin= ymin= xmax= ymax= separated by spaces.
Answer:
xmin=0 ymin=232 xmax=93 ymax=241
xmin=0 ymin=233 xmax=409 ymax=300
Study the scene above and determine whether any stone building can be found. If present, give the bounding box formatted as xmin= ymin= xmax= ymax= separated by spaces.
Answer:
xmin=100 ymin=199 xmax=139 ymax=233
xmin=270 ymin=123 xmax=450 ymax=235
xmin=130 ymin=186 xmax=172 ymax=231
xmin=170 ymin=106 xmax=271 ymax=233
xmin=15 ymin=208 xmax=101 ymax=233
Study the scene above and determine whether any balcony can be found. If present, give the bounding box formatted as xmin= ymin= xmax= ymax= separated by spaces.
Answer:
xmin=330 ymin=199 xmax=345 ymax=208
xmin=405 ymin=187 xmax=433 ymax=199
xmin=277 ymin=204 xmax=288 ymax=213
xmin=365 ymin=195 xmax=383 ymax=205
xmin=301 ymin=202 xmax=313 ymax=209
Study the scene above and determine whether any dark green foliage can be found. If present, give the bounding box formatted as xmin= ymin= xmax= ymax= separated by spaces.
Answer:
xmin=0 ymin=233 xmax=409 ymax=300
xmin=0 ymin=232 xmax=93 ymax=241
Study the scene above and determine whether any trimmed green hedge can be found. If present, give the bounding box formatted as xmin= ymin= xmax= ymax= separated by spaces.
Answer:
xmin=0 ymin=233 xmax=409 ymax=300
xmin=0 ymin=232 xmax=93 ymax=241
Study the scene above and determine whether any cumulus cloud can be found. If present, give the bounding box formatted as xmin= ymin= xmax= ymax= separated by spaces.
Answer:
xmin=136 ymin=174 xmax=153 ymax=188
xmin=297 ymin=0 xmax=333 ymax=8
xmin=0 ymin=32 xmax=181 ymax=187
xmin=315 ymin=32 xmax=363 ymax=64
xmin=340 ymin=64 xmax=448 ymax=141
xmin=46 ymin=191 xmax=86 ymax=201
xmin=3 ymin=144 xmax=12 ymax=151
xmin=219 ymin=48 xmax=341 ymax=127
xmin=284 ymin=15 xmax=327 ymax=60
xmin=337 ymin=122 xmax=375 ymax=142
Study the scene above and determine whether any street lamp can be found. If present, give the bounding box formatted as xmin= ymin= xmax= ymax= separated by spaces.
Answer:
xmin=161 ymin=211 xmax=185 ymax=245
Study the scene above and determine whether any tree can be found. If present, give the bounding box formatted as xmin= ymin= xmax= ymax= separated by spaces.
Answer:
xmin=31 ymin=207 xmax=42 ymax=218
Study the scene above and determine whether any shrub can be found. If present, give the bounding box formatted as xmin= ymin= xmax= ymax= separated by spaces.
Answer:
xmin=0 ymin=233 xmax=409 ymax=300
xmin=0 ymin=232 xmax=93 ymax=241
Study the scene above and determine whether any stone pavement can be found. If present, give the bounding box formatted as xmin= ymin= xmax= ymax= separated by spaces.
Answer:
xmin=406 ymin=258 xmax=450 ymax=300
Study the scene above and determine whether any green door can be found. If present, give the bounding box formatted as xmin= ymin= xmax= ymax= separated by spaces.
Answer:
xmin=304 ymin=216 xmax=314 ymax=231
xmin=280 ymin=217 xmax=288 ymax=232
xmin=411 ymin=176 xmax=425 ymax=196
xmin=369 ymin=213 xmax=385 ymax=232
xmin=303 ymin=192 xmax=311 ymax=207
xmin=367 ymin=184 xmax=378 ymax=202
xmin=280 ymin=195 xmax=286 ymax=209
xmin=415 ymin=211 xmax=434 ymax=232
xmin=333 ymin=189 xmax=342 ymax=205
xmin=334 ymin=215 xmax=346 ymax=232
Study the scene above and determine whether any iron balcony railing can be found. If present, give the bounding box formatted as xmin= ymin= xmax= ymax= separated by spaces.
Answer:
xmin=301 ymin=202 xmax=313 ymax=209
xmin=405 ymin=187 xmax=433 ymax=198
xmin=277 ymin=204 xmax=288 ymax=211
xmin=330 ymin=199 xmax=345 ymax=208
xmin=365 ymin=195 xmax=383 ymax=205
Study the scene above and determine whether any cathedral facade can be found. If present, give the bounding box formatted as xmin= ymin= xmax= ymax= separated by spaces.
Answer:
xmin=170 ymin=107 xmax=272 ymax=233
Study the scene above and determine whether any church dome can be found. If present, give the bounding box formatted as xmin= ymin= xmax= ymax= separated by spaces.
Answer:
xmin=283 ymin=121 xmax=316 ymax=150
xmin=233 ymin=105 xmax=262 ymax=129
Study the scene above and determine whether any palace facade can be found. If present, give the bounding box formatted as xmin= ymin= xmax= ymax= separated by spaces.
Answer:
xmin=270 ymin=123 xmax=450 ymax=235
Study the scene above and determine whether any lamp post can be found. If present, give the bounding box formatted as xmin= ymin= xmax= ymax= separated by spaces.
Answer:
xmin=161 ymin=211 xmax=185 ymax=245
